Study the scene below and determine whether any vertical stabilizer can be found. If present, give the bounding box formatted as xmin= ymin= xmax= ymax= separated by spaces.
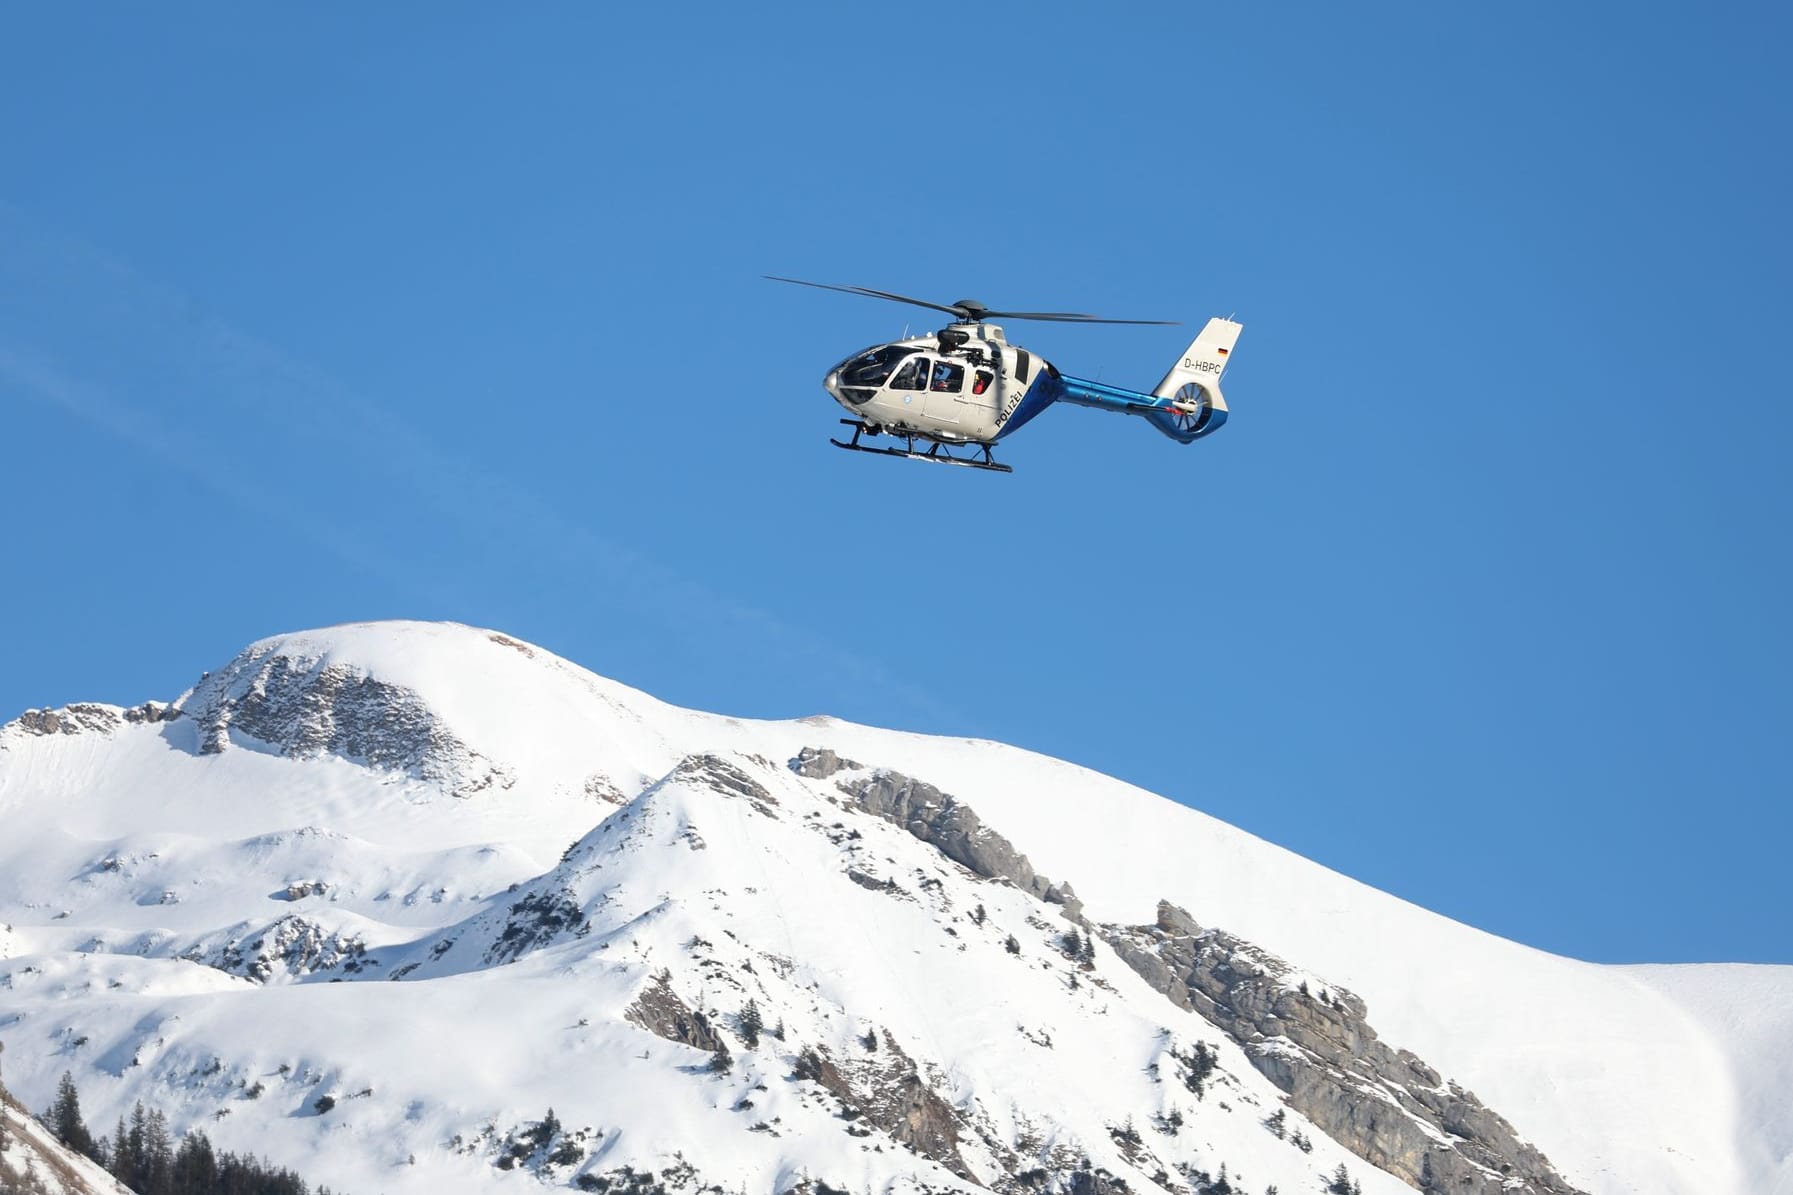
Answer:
xmin=1153 ymin=318 xmax=1242 ymax=399
xmin=1144 ymin=317 xmax=1240 ymax=443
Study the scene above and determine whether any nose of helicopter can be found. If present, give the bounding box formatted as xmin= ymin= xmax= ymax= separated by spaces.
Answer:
xmin=824 ymin=369 xmax=846 ymax=405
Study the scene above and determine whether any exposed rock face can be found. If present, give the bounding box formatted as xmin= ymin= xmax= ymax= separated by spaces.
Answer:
xmin=671 ymin=755 xmax=778 ymax=817
xmin=826 ymin=764 xmax=1072 ymax=912
xmin=188 ymin=914 xmax=372 ymax=983
xmin=626 ymin=971 xmax=727 ymax=1055
xmin=5 ymin=701 xmax=177 ymax=743
xmin=1101 ymin=903 xmax=1584 ymax=1195
xmin=792 ymin=1034 xmax=970 ymax=1181
xmin=1067 ymin=1171 xmax=1130 ymax=1195
xmin=794 ymin=748 xmax=1584 ymax=1195
xmin=584 ymin=774 xmax=629 ymax=805
xmin=179 ymin=648 xmax=512 ymax=797
xmin=791 ymin=746 xmax=859 ymax=779
xmin=485 ymin=889 xmax=590 ymax=966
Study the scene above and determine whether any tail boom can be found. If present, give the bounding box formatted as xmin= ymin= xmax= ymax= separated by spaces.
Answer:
xmin=989 ymin=316 xmax=1241 ymax=446
xmin=1048 ymin=374 xmax=1229 ymax=444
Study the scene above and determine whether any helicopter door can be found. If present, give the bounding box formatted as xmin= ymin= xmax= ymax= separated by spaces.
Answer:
xmin=885 ymin=355 xmax=930 ymax=418
xmin=922 ymin=359 xmax=965 ymax=424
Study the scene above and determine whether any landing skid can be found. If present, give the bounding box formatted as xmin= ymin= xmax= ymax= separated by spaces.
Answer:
xmin=829 ymin=420 xmax=1013 ymax=474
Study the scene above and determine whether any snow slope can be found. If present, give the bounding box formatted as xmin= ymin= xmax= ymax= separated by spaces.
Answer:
xmin=0 ymin=621 xmax=1785 ymax=1195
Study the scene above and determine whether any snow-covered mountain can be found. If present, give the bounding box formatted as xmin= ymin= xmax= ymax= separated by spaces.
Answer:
xmin=0 ymin=622 xmax=1785 ymax=1195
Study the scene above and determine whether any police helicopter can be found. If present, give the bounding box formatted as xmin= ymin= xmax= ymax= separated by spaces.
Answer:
xmin=768 ymin=276 xmax=1241 ymax=473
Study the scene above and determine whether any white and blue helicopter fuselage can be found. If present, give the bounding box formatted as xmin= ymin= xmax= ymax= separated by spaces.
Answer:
xmin=823 ymin=319 xmax=1240 ymax=451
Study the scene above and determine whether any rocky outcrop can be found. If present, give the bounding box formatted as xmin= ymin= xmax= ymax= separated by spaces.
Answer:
xmin=179 ymin=649 xmax=512 ymax=797
xmin=625 ymin=972 xmax=728 ymax=1056
xmin=485 ymin=889 xmax=590 ymax=965
xmin=1101 ymin=903 xmax=1584 ymax=1195
xmin=670 ymin=755 xmax=779 ymax=818
xmin=188 ymin=914 xmax=372 ymax=983
xmin=5 ymin=701 xmax=177 ymax=743
xmin=791 ymin=747 xmax=859 ymax=779
xmin=798 ymin=752 xmax=1079 ymax=917
xmin=792 ymin=749 xmax=1584 ymax=1195
xmin=584 ymin=774 xmax=629 ymax=805
xmin=792 ymin=1033 xmax=970 ymax=1181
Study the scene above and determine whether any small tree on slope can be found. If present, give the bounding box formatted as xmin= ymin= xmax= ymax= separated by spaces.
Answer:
xmin=48 ymin=1071 xmax=98 ymax=1161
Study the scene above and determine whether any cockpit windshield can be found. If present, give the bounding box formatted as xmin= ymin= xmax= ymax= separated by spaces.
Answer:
xmin=838 ymin=345 xmax=917 ymax=388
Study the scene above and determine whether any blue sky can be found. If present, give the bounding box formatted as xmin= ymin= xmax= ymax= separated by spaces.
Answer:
xmin=3 ymin=5 xmax=1788 ymax=964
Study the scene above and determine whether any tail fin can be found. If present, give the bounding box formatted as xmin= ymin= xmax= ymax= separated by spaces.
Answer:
xmin=1146 ymin=317 xmax=1241 ymax=443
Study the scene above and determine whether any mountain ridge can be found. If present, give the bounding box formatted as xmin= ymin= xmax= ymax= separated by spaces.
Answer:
xmin=1 ymin=621 xmax=1786 ymax=1194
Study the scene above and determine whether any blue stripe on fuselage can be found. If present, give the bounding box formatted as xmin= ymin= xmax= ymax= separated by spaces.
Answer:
xmin=993 ymin=372 xmax=1227 ymax=444
xmin=1055 ymin=374 xmax=1225 ymax=444
xmin=993 ymin=373 xmax=1062 ymax=440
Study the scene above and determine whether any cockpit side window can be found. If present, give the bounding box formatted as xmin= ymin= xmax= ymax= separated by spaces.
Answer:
xmin=840 ymin=345 xmax=915 ymax=388
xmin=888 ymin=356 xmax=931 ymax=391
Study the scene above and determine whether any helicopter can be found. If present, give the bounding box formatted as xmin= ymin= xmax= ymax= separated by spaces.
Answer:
xmin=768 ymin=276 xmax=1242 ymax=473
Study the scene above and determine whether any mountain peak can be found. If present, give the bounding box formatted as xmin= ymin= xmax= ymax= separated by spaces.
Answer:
xmin=175 ymin=620 xmax=684 ymax=799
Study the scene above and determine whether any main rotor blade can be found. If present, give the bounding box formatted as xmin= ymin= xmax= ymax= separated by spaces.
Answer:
xmin=764 ymin=276 xmax=966 ymax=319
xmin=765 ymin=276 xmax=1180 ymax=326
xmin=982 ymin=310 xmax=1181 ymax=326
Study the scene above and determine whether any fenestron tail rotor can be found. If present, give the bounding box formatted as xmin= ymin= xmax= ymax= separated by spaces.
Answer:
xmin=1166 ymin=383 xmax=1212 ymax=435
xmin=764 ymin=276 xmax=1178 ymax=327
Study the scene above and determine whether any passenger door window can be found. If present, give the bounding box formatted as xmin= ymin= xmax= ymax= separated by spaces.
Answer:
xmin=888 ymin=357 xmax=931 ymax=391
xmin=929 ymin=361 xmax=965 ymax=393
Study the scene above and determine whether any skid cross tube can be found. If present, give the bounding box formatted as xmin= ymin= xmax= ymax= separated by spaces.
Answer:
xmin=829 ymin=420 xmax=1013 ymax=474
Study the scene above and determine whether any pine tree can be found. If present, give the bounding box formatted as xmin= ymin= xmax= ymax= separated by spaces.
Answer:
xmin=109 ymin=1113 xmax=134 ymax=1184
xmin=49 ymin=1071 xmax=98 ymax=1160
xmin=172 ymin=1128 xmax=219 ymax=1191
xmin=124 ymin=1102 xmax=150 ymax=1191
xmin=143 ymin=1106 xmax=174 ymax=1195
xmin=739 ymin=999 xmax=763 ymax=1049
